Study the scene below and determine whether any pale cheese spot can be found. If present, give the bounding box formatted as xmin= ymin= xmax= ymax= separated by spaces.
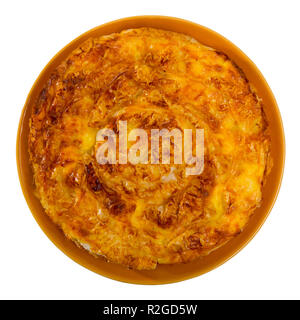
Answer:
xmin=161 ymin=167 xmax=177 ymax=183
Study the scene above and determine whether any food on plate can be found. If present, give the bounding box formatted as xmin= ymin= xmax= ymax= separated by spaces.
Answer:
xmin=29 ymin=28 xmax=271 ymax=270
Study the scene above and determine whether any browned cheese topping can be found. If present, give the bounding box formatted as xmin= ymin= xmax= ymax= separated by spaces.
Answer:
xmin=29 ymin=28 xmax=271 ymax=269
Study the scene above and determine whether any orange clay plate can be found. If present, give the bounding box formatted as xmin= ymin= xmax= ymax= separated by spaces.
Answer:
xmin=17 ymin=16 xmax=285 ymax=284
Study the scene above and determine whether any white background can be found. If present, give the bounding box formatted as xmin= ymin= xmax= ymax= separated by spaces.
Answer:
xmin=0 ymin=0 xmax=298 ymax=300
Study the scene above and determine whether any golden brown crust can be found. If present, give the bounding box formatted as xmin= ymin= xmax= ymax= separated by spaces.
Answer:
xmin=29 ymin=28 xmax=271 ymax=270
